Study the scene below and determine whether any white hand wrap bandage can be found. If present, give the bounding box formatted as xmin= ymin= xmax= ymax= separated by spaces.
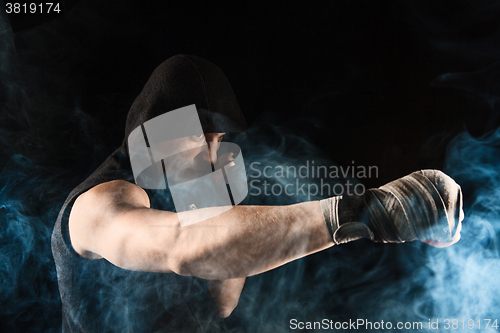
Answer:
xmin=320 ymin=170 xmax=464 ymax=245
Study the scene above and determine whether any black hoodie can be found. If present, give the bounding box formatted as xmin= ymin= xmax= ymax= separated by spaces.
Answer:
xmin=51 ymin=55 xmax=246 ymax=332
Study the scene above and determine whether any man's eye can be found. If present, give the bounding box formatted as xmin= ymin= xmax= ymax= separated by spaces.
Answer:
xmin=218 ymin=136 xmax=224 ymax=142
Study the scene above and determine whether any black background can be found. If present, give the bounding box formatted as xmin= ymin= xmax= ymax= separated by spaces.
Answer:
xmin=6 ymin=0 xmax=499 ymax=184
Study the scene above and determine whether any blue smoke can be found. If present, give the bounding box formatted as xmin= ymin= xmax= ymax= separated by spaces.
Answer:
xmin=0 ymin=156 xmax=65 ymax=332
xmin=222 ymin=86 xmax=500 ymax=332
xmin=0 ymin=10 xmax=108 ymax=332
xmin=218 ymin=128 xmax=500 ymax=333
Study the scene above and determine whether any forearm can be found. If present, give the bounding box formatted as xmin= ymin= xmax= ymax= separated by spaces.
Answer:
xmin=170 ymin=201 xmax=333 ymax=279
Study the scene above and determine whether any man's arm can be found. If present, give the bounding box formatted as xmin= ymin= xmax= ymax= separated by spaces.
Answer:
xmin=69 ymin=180 xmax=333 ymax=279
xmin=69 ymin=170 xmax=462 ymax=316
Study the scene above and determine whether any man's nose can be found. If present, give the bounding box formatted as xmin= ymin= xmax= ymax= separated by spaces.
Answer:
xmin=206 ymin=140 xmax=219 ymax=166
xmin=207 ymin=142 xmax=219 ymax=166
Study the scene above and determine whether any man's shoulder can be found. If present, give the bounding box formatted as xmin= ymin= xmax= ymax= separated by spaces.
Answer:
xmin=69 ymin=180 xmax=150 ymax=258
xmin=77 ymin=180 xmax=149 ymax=208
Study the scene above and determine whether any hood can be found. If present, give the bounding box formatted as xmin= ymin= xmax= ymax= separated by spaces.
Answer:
xmin=124 ymin=54 xmax=246 ymax=145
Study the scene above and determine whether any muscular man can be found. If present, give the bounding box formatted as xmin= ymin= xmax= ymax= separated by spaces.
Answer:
xmin=52 ymin=55 xmax=463 ymax=332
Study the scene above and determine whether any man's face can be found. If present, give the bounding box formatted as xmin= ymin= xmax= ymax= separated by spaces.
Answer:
xmin=162 ymin=133 xmax=226 ymax=184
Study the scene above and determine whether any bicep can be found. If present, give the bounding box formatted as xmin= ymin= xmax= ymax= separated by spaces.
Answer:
xmin=68 ymin=181 xmax=180 ymax=273
xmin=93 ymin=207 xmax=179 ymax=272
